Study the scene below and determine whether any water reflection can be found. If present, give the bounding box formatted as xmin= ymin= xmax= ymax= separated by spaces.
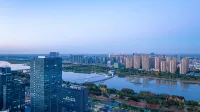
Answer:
xmin=142 ymin=78 xmax=149 ymax=88
xmin=126 ymin=76 xmax=142 ymax=87
xmin=125 ymin=75 xmax=193 ymax=90
xmin=125 ymin=76 xmax=132 ymax=81
xmin=126 ymin=76 xmax=178 ymax=88
xmin=63 ymin=72 xmax=200 ymax=101
xmin=180 ymin=82 xmax=189 ymax=89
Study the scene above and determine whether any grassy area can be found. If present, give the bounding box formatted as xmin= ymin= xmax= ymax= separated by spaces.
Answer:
xmin=63 ymin=64 xmax=110 ymax=74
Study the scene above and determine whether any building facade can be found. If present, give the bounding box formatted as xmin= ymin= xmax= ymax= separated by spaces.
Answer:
xmin=62 ymin=85 xmax=88 ymax=112
xmin=170 ymin=58 xmax=177 ymax=73
xmin=142 ymin=54 xmax=149 ymax=70
xmin=166 ymin=57 xmax=171 ymax=72
xmin=70 ymin=55 xmax=84 ymax=64
xmin=49 ymin=52 xmax=60 ymax=57
xmin=149 ymin=57 xmax=155 ymax=69
xmin=0 ymin=67 xmax=25 ymax=112
xmin=30 ymin=55 xmax=62 ymax=112
xmin=161 ymin=61 xmax=166 ymax=72
xmin=3 ymin=79 xmax=25 ymax=112
xmin=125 ymin=56 xmax=133 ymax=68
xmin=155 ymin=56 xmax=161 ymax=71
xmin=107 ymin=61 xmax=112 ymax=68
xmin=180 ymin=58 xmax=189 ymax=74
xmin=0 ymin=67 xmax=12 ymax=110
xmin=134 ymin=54 xmax=141 ymax=69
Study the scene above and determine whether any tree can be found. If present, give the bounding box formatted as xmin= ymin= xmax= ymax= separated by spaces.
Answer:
xmin=121 ymin=88 xmax=135 ymax=96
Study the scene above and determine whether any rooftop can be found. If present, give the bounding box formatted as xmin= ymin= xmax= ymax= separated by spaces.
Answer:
xmin=62 ymin=84 xmax=87 ymax=90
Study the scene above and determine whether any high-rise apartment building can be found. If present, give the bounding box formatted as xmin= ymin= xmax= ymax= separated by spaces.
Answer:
xmin=70 ymin=55 xmax=84 ymax=64
xmin=180 ymin=63 xmax=184 ymax=74
xmin=107 ymin=61 xmax=112 ymax=68
xmin=30 ymin=53 xmax=62 ymax=112
xmin=149 ymin=57 xmax=155 ymax=69
xmin=142 ymin=54 xmax=149 ymax=70
xmin=170 ymin=58 xmax=177 ymax=73
xmin=161 ymin=61 xmax=166 ymax=72
xmin=155 ymin=56 xmax=161 ymax=71
xmin=134 ymin=54 xmax=141 ymax=69
xmin=125 ymin=56 xmax=133 ymax=68
xmin=177 ymin=55 xmax=181 ymax=62
xmin=62 ymin=85 xmax=88 ymax=112
xmin=166 ymin=57 xmax=171 ymax=72
xmin=180 ymin=58 xmax=189 ymax=74
xmin=120 ymin=56 xmax=126 ymax=65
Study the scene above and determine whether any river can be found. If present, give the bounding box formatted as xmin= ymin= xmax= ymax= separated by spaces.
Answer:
xmin=0 ymin=61 xmax=30 ymax=71
xmin=62 ymin=72 xmax=200 ymax=101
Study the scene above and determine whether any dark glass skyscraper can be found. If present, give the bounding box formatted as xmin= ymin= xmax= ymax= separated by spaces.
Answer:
xmin=0 ymin=67 xmax=25 ymax=112
xmin=0 ymin=67 xmax=11 ymax=110
xmin=62 ymin=84 xmax=89 ymax=112
xmin=3 ymin=79 xmax=25 ymax=112
xmin=30 ymin=54 xmax=62 ymax=112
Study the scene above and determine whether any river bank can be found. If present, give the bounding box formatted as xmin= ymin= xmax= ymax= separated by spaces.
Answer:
xmin=85 ymin=83 xmax=200 ymax=112
xmin=130 ymin=75 xmax=200 ymax=84
xmin=181 ymin=80 xmax=200 ymax=84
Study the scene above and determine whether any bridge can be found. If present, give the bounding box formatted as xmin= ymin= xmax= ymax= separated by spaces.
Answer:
xmin=70 ymin=73 xmax=114 ymax=84
xmin=86 ymin=76 xmax=114 ymax=84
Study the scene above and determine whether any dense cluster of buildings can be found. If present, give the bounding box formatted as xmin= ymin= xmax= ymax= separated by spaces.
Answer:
xmin=124 ymin=54 xmax=190 ymax=74
xmin=66 ymin=53 xmax=192 ymax=75
xmin=68 ymin=55 xmax=108 ymax=65
xmin=104 ymin=54 xmax=192 ymax=75
xmin=0 ymin=52 xmax=89 ymax=112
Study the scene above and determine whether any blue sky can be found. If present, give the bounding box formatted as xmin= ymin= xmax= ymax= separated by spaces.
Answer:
xmin=0 ymin=0 xmax=199 ymax=54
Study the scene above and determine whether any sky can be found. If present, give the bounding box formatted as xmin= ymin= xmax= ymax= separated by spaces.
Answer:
xmin=0 ymin=0 xmax=200 ymax=54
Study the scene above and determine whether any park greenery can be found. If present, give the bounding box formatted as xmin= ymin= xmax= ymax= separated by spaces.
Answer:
xmin=115 ymin=68 xmax=200 ymax=82
xmin=63 ymin=64 xmax=110 ymax=74
xmin=81 ymin=82 xmax=200 ymax=112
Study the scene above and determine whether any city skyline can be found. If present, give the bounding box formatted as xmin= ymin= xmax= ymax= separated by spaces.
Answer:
xmin=1 ymin=0 xmax=200 ymax=111
xmin=0 ymin=0 xmax=200 ymax=54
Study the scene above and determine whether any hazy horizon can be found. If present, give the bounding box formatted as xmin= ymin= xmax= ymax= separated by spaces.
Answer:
xmin=1 ymin=52 xmax=200 ymax=55
xmin=0 ymin=0 xmax=199 ymax=54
